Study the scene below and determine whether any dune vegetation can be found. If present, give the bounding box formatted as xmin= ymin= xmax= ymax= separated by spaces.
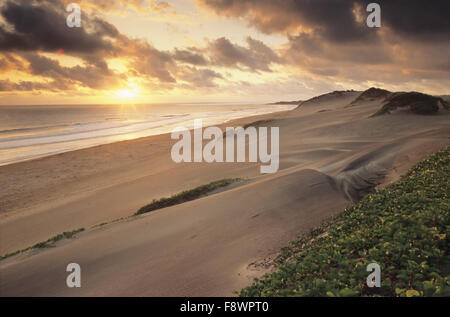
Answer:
xmin=372 ymin=92 xmax=449 ymax=116
xmin=0 ymin=228 xmax=85 ymax=261
xmin=135 ymin=178 xmax=241 ymax=215
xmin=240 ymin=147 xmax=449 ymax=297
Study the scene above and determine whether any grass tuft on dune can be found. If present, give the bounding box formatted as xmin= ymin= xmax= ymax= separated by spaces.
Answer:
xmin=0 ymin=228 xmax=85 ymax=261
xmin=240 ymin=147 xmax=450 ymax=297
xmin=135 ymin=178 xmax=241 ymax=215
xmin=372 ymin=92 xmax=449 ymax=116
xmin=31 ymin=229 xmax=85 ymax=249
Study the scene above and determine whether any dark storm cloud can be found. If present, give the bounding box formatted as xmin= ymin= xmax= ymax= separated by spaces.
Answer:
xmin=198 ymin=0 xmax=450 ymax=42
xmin=198 ymin=0 xmax=376 ymax=42
xmin=374 ymin=0 xmax=450 ymax=41
xmin=0 ymin=1 xmax=117 ymax=54
xmin=198 ymin=0 xmax=450 ymax=89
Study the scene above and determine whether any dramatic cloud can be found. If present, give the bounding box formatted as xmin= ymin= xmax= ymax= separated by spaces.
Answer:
xmin=0 ymin=53 xmax=25 ymax=73
xmin=22 ymin=53 xmax=126 ymax=89
xmin=0 ymin=0 xmax=133 ymax=91
xmin=129 ymin=43 xmax=177 ymax=83
xmin=172 ymin=37 xmax=281 ymax=72
xmin=176 ymin=66 xmax=224 ymax=87
xmin=0 ymin=0 xmax=239 ymax=92
xmin=0 ymin=1 xmax=118 ymax=54
xmin=198 ymin=0 xmax=450 ymax=42
xmin=207 ymin=37 xmax=280 ymax=72
xmin=0 ymin=0 xmax=448 ymax=100
xmin=198 ymin=0 xmax=376 ymax=42
xmin=378 ymin=0 xmax=450 ymax=41
xmin=198 ymin=0 xmax=450 ymax=90
xmin=0 ymin=79 xmax=62 ymax=91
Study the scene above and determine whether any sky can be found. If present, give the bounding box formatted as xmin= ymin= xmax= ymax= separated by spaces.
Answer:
xmin=0 ymin=0 xmax=449 ymax=105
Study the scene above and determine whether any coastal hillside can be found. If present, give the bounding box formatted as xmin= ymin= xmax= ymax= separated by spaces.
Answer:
xmin=1 ymin=87 xmax=449 ymax=296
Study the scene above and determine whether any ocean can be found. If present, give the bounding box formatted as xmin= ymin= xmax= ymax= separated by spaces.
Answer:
xmin=0 ymin=103 xmax=295 ymax=166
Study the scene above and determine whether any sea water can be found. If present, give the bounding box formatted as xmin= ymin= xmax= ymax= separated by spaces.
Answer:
xmin=0 ymin=103 xmax=295 ymax=166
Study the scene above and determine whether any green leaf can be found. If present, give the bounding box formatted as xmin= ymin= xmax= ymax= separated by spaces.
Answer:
xmin=405 ymin=289 xmax=420 ymax=297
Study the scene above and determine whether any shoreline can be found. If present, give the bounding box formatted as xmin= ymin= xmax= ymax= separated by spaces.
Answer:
xmin=0 ymin=105 xmax=296 ymax=167
xmin=0 ymin=110 xmax=289 ymax=168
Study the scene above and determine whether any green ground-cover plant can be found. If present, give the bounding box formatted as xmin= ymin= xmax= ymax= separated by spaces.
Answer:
xmin=135 ymin=178 xmax=241 ymax=215
xmin=240 ymin=147 xmax=449 ymax=297
xmin=0 ymin=228 xmax=84 ymax=261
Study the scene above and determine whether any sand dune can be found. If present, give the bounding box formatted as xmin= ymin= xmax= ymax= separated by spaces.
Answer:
xmin=0 ymin=169 xmax=349 ymax=296
xmin=1 ymin=88 xmax=449 ymax=296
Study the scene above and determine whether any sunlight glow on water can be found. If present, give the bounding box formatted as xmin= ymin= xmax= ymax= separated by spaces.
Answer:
xmin=0 ymin=103 xmax=296 ymax=166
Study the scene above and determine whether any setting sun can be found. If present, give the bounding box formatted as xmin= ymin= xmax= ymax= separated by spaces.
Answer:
xmin=114 ymin=89 xmax=138 ymax=99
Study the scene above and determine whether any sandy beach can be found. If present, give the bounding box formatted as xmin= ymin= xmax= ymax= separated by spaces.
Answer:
xmin=1 ymin=89 xmax=449 ymax=296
